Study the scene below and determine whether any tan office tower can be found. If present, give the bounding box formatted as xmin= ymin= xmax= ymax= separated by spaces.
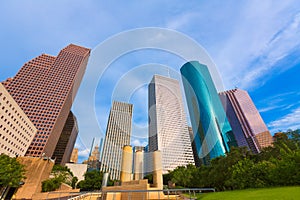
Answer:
xmin=70 ymin=148 xmax=78 ymax=163
xmin=219 ymin=89 xmax=273 ymax=153
xmin=2 ymin=44 xmax=90 ymax=157
xmin=0 ymin=83 xmax=37 ymax=157
xmin=101 ymin=101 xmax=133 ymax=180
xmin=148 ymin=75 xmax=195 ymax=173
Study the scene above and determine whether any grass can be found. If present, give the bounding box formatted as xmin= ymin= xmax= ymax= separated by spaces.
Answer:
xmin=184 ymin=186 xmax=300 ymax=200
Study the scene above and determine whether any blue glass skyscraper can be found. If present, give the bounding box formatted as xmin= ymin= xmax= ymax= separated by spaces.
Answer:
xmin=180 ymin=61 xmax=236 ymax=165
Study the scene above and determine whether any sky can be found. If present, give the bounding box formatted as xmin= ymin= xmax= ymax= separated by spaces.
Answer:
xmin=1 ymin=0 xmax=300 ymax=162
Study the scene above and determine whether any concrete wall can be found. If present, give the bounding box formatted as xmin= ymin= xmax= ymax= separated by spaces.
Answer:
xmin=65 ymin=163 xmax=87 ymax=182
xmin=13 ymin=157 xmax=55 ymax=199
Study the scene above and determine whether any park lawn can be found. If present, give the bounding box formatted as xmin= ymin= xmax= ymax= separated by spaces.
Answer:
xmin=186 ymin=186 xmax=300 ymax=200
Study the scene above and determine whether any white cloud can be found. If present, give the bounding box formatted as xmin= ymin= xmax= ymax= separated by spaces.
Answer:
xmin=239 ymin=12 xmax=300 ymax=89
xmin=78 ymin=148 xmax=90 ymax=157
xmin=259 ymin=105 xmax=285 ymax=113
xmin=257 ymin=91 xmax=300 ymax=114
xmin=74 ymin=143 xmax=81 ymax=149
xmin=131 ymin=139 xmax=148 ymax=147
xmin=213 ymin=1 xmax=300 ymax=90
xmin=268 ymin=107 xmax=300 ymax=133
xmin=166 ymin=12 xmax=199 ymax=30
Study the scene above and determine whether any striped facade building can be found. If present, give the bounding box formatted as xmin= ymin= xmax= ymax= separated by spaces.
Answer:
xmin=148 ymin=75 xmax=195 ymax=173
xmin=101 ymin=101 xmax=133 ymax=180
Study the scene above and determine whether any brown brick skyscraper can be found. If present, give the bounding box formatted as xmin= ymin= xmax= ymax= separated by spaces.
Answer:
xmin=3 ymin=44 xmax=90 ymax=157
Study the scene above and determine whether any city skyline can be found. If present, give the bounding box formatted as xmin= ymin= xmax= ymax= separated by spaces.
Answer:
xmin=1 ymin=1 xmax=300 ymax=161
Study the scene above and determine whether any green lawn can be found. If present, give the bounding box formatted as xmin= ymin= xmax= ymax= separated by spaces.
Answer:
xmin=185 ymin=186 xmax=300 ymax=200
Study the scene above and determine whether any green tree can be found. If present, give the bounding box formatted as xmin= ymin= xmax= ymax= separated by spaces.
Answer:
xmin=52 ymin=165 xmax=74 ymax=176
xmin=230 ymin=158 xmax=255 ymax=189
xmin=169 ymin=164 xmax=198 ymax=188
xmin=144 ymin=174 xmax=153 ymax=184
xmin=77 ymin=170 xmax=103 ymax=191
xmin=71 ymin=176 xmax=78 ymax=189
xmin=208 ymin=147 xmax=252 ymax=191
xmin=162 ymin=129 xmax=300 ymax=191
xmin=41 ymin=164 xmax=77 ymax=192
xmin=0 ymin=154 xmax=26 ymax=187
xmin=42 ymin=176 xmax=64 ymax=192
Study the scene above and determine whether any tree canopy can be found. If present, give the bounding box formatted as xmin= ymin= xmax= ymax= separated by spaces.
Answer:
xmin=42 ymin=164 xmax=77 ymax=192
xmin=77 ymin=170 xmax=115 ymax=191
xmin=0 ymin=154 xmax=26 ymax=188
xmin=165 ymin=129 xmax=300 ymax=191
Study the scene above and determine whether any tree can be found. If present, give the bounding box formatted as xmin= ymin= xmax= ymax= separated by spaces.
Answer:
xmin=71 ymin=177 xmax=78 ymax=189
xmin=52 ymin=165 xmax=74 ymax=176
xmin=42 ymin=176 xmax=64 ymax=192
xmin=0 ymin=154 xmax=26 ymax=188
xmin=144 ymin=174 xmax=153 ymax=184
xmin=77 ymin=170 xmax=103 ymax=191
xmin=168 ymin=164 xmax=198 ymax=188
xmin=41 ymin=164 xmax=77 ymax=192
xmin=163 ymin=129 xmax=300 ymax=191
xmin=208 ymin=147 xmax=252 ymax=191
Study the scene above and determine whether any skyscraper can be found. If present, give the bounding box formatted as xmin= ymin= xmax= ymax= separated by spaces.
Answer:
xmin=0 ymin=83 xmax=37 ymax=157
xmin=70 ymin=148 xmax=78 ymax=163
xmin=188 ymin=126 xmax=201 ymax=167
xmin=88 ymin=137 xmax=103 ymax=160
xmin=86 ymin=145 xmax=101 ymax=171
xmin=148 ymin=75 xmax=195 ymax=173
xmin=219 ymin=89 xmax=273 ymax=153
xmin=52 ymin=111 xmax=78 ymax=165
xmin=100 ymin=101 xmax=133 ymax=180
xmin=2 ymin=44 xmax=90 ymax=157
xmin=181 ymin=61 xmax=236 ymax=165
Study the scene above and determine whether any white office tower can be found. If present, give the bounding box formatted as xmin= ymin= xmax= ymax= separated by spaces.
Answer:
xmin=100 ymin=101 xmax=133 ymax=180
xmin=148 ymin=75 xmax=195 ymax=173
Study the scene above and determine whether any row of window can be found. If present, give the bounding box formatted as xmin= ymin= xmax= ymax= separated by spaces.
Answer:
xmin=0 ymin=95 xmax=35 ymax=133
xmin=26 ymin=149 xmax=43 ymax=156
xmin=0 ymin=143 xmax=22 ymax=156
xmin=0 ymin=114 xmax=33 ymax=138
xmin=0 ymin=123 xmax=31 ymax=143
xmin=0 ymin=134 xmax=26 ymax=153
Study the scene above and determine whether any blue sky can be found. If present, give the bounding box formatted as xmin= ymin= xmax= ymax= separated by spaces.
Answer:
xmin=1 ymin=1 xmax=300 ymax=162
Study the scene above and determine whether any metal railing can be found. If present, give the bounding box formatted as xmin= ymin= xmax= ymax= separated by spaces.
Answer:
xmin=45 ymin=191 xmax=84 ymax=200
xmin=66 ymin=188 xmax=215 ymax=200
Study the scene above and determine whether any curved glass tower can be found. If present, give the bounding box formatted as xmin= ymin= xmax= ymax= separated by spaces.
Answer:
xmin=180 ymin=61 xmax=236 ymax=165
